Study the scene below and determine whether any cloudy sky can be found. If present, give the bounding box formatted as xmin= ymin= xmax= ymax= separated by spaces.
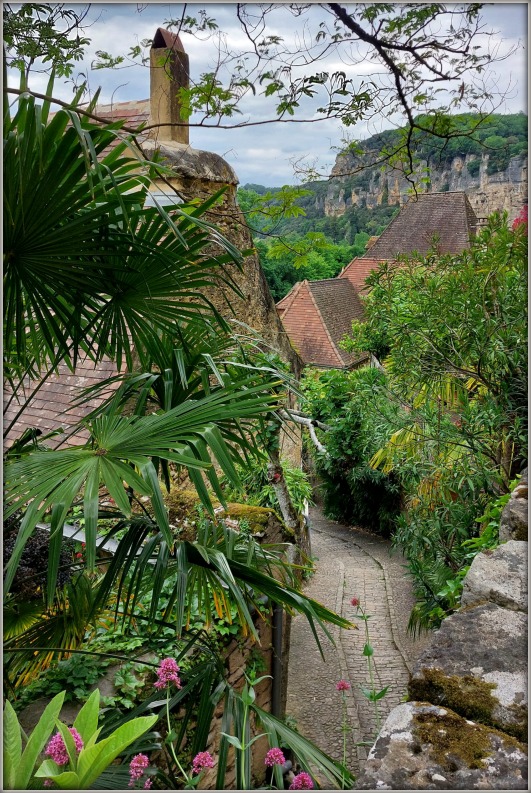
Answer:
xmin=8 ymin=2 xmax=528 ymax=186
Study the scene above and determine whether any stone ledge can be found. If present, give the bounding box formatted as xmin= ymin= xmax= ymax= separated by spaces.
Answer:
xmin=355 ymin=702 xmax=528 ymax=790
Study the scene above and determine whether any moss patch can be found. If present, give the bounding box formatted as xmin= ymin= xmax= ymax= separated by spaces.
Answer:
xmin=413 ymin=708 xmax=524 ymax=771
xmin=409 ymin=668 xmax=499 ymax=726
xmin=221 ymin=504 xmax=294 ymax=541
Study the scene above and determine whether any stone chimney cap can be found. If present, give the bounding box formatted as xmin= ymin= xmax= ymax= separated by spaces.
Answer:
xmin=152 ymin=27 xmax=185 ymax=52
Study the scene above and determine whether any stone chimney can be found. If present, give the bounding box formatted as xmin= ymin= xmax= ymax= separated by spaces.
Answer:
xmin=150 ymin=27 xmax=189 ymax=144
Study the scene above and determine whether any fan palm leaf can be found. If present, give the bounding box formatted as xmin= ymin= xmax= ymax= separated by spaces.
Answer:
xmin=3 ymin=86 xmax=244 ymax=386
xmin=4 ymin=378 xmax=281 ymax=596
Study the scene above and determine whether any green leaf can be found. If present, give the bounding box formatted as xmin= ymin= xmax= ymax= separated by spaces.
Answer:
xmin=241 ymin=684 xmax=255 ymax=706
xmin=76 ymin=715 xmax=157 ymax=787
xmin=73 ymin=689 xmax=100 ymax=745
xmin=221 ymin=733 xmax=243 ymax=750
xmin=3 ymin=700 xmax=22 ymax=790
xmin=15 ymin=691 xmax=66 ymax=790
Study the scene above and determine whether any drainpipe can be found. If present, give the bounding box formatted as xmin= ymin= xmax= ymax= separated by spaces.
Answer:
xmin=271 ymin=602 xmax=283 ymax=718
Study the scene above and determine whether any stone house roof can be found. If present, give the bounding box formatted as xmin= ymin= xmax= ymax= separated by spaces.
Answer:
xmin=276 ymin=191 xmax=479 ymax=369
xmin=4 ymin=357 xmax=118 ymax=449
xmin=338 ymin=257 xmax=383 ymax=292
xmin=366 ymin=191 xmax=478 ymax=261
xmin=277 ymin=279 xmax=368 ymax=369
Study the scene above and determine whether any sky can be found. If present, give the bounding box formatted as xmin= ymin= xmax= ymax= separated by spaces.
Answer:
xmin=7 ymin=2 xmax=529 ymax=187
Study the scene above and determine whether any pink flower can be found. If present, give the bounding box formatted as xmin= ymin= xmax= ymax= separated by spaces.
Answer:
xmin=264 ymin=747 xmax=286 ymax=767
xmin=45 ymin=728 xmax=84 ymax=766
xmin=43 ymin=781 xmax=54 ymax=788
xmin=289 ymin=771 xmax=314 ymax=789
xmin=143 ymin=780 xmax=152 ymax=790
xmin=128 ymin=754 xmax=150 ymax=788
xmin=512 ymin=205 xmax=528 ymax=232
xmin=336 ymin=679 xmax=351 ymax=692
xmin=350 ymin=597 xmax=360 ymax=607
xmin=154 ymin=658 xmax=182 ymax=689
xmin=192 ymin=751 xmax=215 ymax=775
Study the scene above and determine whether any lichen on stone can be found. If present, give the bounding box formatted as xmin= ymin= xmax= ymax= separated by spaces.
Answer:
xmin=409 ymin=668 xmax=499 ymax=726
xmin=412 ymin=707 xmax=524 ymax=771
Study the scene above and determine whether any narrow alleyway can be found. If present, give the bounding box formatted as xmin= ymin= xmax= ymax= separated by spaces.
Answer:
xmin=286 ymin=506 xmax=431 ymax=783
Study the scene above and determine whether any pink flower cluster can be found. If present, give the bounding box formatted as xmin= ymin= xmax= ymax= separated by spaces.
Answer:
xmin=512 ymin=205 xmax=528 ymax=232
xmin=154 ymin=658 xmax=182 ymax=689
xmin=45 ymin=728 xmax=84 ymax=766
xmin=264 ymin=747 xmax=286 ymax=767
xmin=336 ymin=679 xmax=351 ymax=692
xmin=192 ymin=751 xmax=215 ymax=775
xmin=128 ymin=754 xmax=150 ymax=789
xmin=350 ymin=597 xmax=360 ymax=607
xmin=289 ymin=771 xmax=314 ymax=789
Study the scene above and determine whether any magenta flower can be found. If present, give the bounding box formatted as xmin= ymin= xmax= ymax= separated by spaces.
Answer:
xmin=154 ymin=658 xmax=182 ymax=689
xmin=192 ymin=751 xmax=215 ymax=775
xmin=43 ymin=781 xmax=54 ymax=788
xmin=143 ymin=780 xmax=152 ymax=790
xmin=336 ymin=679 xmax=351 ymax=692
xmin=289 ymin=771 xmax=314 ymax=789
xmin=264 ymin=747 xmax=286 ymax=767
xmin=350 ymin=597 xmax=360 ymax=607
xmin=512 ymin=205 xmax=528 ymax=232
xmin=45 ymin=728 xmax=84 ymax=766
xmin=128 ymin=754 xmax=150 ymax=788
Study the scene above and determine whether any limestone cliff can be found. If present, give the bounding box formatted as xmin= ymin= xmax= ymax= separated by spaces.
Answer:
xmin=325 ymin=151 xmax=527 ymax=223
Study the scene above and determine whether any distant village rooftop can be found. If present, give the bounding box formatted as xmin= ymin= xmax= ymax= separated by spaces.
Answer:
xmin=277 ymin=191 xmax=479 ymax=369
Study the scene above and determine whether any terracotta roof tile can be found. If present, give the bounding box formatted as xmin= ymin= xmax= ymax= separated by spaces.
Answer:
xmin=277 ymin=279 xmax=368 ymax=368
xmin=339 ymin=257 xmax=384 ymax=291
xmin=4 ymin=357 xmax=119 ymax=449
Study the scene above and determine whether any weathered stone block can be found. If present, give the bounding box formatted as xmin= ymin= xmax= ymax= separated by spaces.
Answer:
xmin=355 ymin=702 xmax=528 ymax=790
xmin=499 ymin=468 xmax=528 ymax=542
xmin=409 ymin=603 xmax=527 ymax=739
xmin=461 ymin=540 xmax=528 ymax=612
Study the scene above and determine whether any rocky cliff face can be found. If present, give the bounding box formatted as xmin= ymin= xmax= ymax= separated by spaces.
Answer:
xmin=325 ymin=152 xmax=528 ymax=223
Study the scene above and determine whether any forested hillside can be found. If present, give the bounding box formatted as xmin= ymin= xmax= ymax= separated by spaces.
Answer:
xmin=239 ymin=113 xmax=527 ymax=301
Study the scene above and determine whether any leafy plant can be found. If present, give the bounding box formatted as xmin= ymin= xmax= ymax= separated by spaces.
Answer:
xmin=3 ymin=689 xmax=157 ymax=790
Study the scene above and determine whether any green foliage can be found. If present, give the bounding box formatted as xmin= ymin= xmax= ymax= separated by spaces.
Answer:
xmin=33 ymin=689 xmax=157 ymax=789
xmin=221 ymin=459 xmax=313 ymax=515
xmin=13 ymin=655 xmax=107 ymax=711
xmin=3 ymin=692 xmax=65 ymax=790
xmin=3 ymin=4 xmax=90 ymax=77
xmin=301 ymin=368 xmax=403 ymax=535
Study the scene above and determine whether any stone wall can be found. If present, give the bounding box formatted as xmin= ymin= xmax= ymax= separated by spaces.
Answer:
xmin=356 ymin=470 xmax=528 ymax=790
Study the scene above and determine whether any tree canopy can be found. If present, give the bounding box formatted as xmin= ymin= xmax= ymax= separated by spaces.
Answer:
xmin=3 ymin=3 xmax=522 ymax=179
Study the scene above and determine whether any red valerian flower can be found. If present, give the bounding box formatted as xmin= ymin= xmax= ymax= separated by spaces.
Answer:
xmin=154 ymin=658 xmax=182 ymax=689
xmin=192 ymin=751 xmax=215 ymax=775
xmin=264 ymin=747 xmax=286 ymax=766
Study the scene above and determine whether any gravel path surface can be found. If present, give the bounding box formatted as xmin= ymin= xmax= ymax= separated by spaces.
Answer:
xmin=285 ymin=506 xmax=432 ymax=784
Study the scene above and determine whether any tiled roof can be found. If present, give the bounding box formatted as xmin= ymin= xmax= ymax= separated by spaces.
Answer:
xmin=277 ymin=279 xmax=367 ymax=368
xmin=339 ymin=257 xmax=384 ymax=292
xmin=92 ymin=99 xmax=150 ymax=128
xmin=364 ymin=191 xmax=478 ymax=261
xmin=4 ymin=357 xmax=119 ymax=449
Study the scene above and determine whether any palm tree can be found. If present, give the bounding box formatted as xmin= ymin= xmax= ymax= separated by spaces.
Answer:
xmin=3 ymin=81 xmax=351 ymax=650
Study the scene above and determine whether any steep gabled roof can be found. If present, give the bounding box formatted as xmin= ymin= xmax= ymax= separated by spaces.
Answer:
xmin=277 ymin=279 xmax=367 ymax=368
xmin=363 ymin=191 xmax=478 ymax=261
xmin=339 ymin=257 xmax=384 ymax=291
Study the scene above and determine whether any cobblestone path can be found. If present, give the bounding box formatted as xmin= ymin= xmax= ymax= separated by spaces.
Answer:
xmin=285 ymin=506 xmax=431 ymax=784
